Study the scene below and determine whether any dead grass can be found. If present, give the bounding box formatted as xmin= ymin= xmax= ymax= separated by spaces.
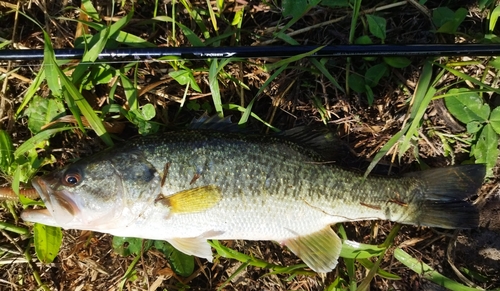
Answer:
xmin=0 ymin=0 xmax=499 ymax=290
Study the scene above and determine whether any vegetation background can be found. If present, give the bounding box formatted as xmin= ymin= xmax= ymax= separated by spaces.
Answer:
xmin=0 ymin=0 xmax=500 ymax=290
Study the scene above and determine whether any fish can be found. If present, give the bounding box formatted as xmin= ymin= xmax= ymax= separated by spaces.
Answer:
xmin=21 ymin=119 xmax=485 ymax=273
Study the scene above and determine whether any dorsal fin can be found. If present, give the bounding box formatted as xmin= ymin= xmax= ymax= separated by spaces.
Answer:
xmin=189 ymin=114 xmax=242 ymax=132
xmin=189 ymin=115 xmax=354 ymax=164
xmin=279 ymin=126 xmax=352 ymax=162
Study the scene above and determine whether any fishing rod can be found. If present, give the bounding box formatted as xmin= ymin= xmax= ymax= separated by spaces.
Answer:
xmin=0 ymin=44 xmax=499 ymax=61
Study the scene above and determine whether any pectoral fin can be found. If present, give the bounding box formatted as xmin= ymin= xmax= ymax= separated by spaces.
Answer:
xmin=159 ymin=185 xmax=222 ymax=214
xmin=283 ymin=226 xmax=342 ymax=273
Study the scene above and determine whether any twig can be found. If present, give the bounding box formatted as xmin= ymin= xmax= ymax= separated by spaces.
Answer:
xmin=446 ymin=231 xmax=483 ymax=289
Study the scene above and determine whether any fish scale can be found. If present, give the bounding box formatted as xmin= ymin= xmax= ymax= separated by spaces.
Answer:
xmin=21 ymin=127 xmax=485 ymax=273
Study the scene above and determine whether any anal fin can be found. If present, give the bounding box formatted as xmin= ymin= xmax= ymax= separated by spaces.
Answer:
xmin=283 ymin=226 xmax=342 ymax=273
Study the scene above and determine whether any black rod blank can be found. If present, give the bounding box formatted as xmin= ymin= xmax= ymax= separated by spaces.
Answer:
xmin=0 ymin=44 xmax=499 ymax=61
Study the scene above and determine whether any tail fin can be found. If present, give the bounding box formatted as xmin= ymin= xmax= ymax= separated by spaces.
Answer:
xmin=405 ymin=164 xmax=485 ymax=229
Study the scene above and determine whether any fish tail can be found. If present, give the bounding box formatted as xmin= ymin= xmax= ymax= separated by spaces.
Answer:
xmin=406 ymin=164 xmax=485 ymax=229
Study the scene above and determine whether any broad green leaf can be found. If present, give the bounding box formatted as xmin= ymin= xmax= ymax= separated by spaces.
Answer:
xmin=466 ymin=121 xmax=483 ymax=134
xmin=282 ymin=0 xmax=308 ymax=18
xmin=383 ymin=56 xmax=411 ymax=68
xmin=432 ymin=7 xmax=455 ymax=28
xmin=169 ymin=70 xmax=201 ymax=92
xmin=154 ymin=240 xmax=194 ymax=277
xmin=321 ymin=0 xmax=349 ymax=7
xmin=365 ymin=63 xmax=387 ymax=87
xmin=435 ymin=8 xmax=467 ymax=34
xmin=141 ymin=104 xmax=156 ymax=120
xmin=24 ymin=96 xmax=65 ymax=134
xmin=355 ymin=35 xmax=373 ymax=45
xmin=445 ymin=88 xmax=490 ymax=124
xmin=0 ymin=130 xmax=14 ymax=173
xmin=348 ymin=73 xmax=366 ymax=93
xmin=365 ymin=84 xmax=375 ymax=105
xmin=394 ymin=248 xmax=480 ymax=291
xmin=366 ymin=14 xmax=386 ymax=40
xmin=128 ymin=110 xmax=160 ymax=135
xmin=83 ymin=64 xmax=116 ymax=90
xmin=489 ymin=57 xmax=500 ymax=70
xmin=168 ymin=247 xmax=195 ymax=277
xmin=490 ymin=106 xmax=500 ymax=134
xmin=34 ymin=223 xmax=62 ymax=264
xmin=472 ymin=124 xmax=499 ymax=173
xmin=112 ymin=237 xmax=145 ymax=256
xmin=355 ymin=35 xmax=376 ymax=61
xmin=277 ymin=0 xmax=321 ymax=34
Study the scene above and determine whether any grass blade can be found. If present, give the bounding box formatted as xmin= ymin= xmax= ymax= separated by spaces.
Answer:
xmin=394 ymin=248 xmax=481 ymax=291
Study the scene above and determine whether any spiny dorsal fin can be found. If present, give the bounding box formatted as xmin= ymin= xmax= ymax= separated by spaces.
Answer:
xmin=189 ymin=114 xmax=242 ymax=132
xmin=159 ymin=185 xmax=222 ymax=214
xmin=283 ymin=226 xmax=342 ymax=273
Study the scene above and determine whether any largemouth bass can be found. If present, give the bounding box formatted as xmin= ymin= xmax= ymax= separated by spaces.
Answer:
xmin=21 ymin=123 xmax=485 ymax=273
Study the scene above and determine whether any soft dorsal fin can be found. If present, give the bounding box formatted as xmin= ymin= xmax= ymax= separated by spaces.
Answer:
xmin=283 ymin=226 xmax=342 ymax=273
xmin=279 ymin=126 xmax=352 ymax=162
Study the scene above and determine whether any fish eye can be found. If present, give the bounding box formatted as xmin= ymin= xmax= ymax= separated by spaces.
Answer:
xmin=62 ymin=170 xmax=82 ymax=186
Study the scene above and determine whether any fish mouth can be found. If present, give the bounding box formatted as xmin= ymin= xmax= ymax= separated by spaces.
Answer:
xmin=27 ymin=176 xmax=79 ymax=225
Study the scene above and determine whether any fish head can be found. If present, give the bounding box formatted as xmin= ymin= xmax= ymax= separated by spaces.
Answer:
xmin=23 ymin=157 xmax=127 ymax=229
